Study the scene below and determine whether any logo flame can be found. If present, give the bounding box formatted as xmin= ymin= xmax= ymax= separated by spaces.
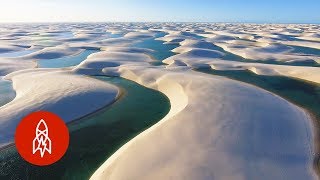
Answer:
xmin=32 ymin=119 xmax=52 ymax=158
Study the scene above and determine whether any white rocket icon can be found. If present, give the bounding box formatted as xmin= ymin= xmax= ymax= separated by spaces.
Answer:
xmin=32 ymin=119 xmax=52 ymax=158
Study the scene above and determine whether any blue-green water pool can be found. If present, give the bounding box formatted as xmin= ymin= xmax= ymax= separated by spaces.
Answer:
xmin=0 ymin=76 xmax=170 ymax=180
xmin=38 ymin=50 xmax=99 ymax=68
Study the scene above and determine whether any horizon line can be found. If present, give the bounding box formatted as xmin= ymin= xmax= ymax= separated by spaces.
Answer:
xmin=0 ymin=21 xmax=319 ymax=25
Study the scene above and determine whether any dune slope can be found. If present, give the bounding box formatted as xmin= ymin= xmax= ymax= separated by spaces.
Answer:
xmin=0 ymin=69 xmax=119 ymax=147
xmin=78 ymin=52 xmax=315 ymax=180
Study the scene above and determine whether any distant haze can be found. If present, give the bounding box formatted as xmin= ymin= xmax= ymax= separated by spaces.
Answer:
xmin=0 ymin=0 xmax=319 ymax=23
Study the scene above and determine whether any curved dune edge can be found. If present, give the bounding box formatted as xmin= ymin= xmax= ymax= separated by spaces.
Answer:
xmin=213 ymin=41 xmax=319 ymax=63
xmin=0 ymin=23 xmax=318 ymax=179
xmin=89 ymin=64 xmax=315 ymax=179
xmin=0 ymin=68 xmax=120 ymax=147
xmin=164 ymin=47 xmax=320 ymax=84
xmin=0 ymin=45 xmax=86 ymax=76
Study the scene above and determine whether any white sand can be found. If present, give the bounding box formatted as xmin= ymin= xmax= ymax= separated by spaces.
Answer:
xmin=164 ymin=37 xmax=320 ymax=84
xmin=0 ymin=44 xmax=84 ymax=76
xmin=0 ymin=69 xmax=119 ymax=147
xmin=216 ymin=41 xmax=319 ymax=63
xmin=71 ymin=48 xmax=316 ymax=179
xmin=100 ymin=47 xmax=155 ymax=54
xmin=279 ymin=40 xmax=320 ymax=50
xmin=0 ymin=23 xmax=318 ymax=179
xmin=73 ymin=50 xmax=154 ymax=75
xmin=296 ymin=34 xmax=320 ymax=42
xmin=188 ymin=24 xmax=320 ymax=64
xmin=0 ymin=44 xmax=25 ymax=53
xmin=24 ymin=45 xmax=83 ymax=60
xmin=156 ymin=31 xmax=197 ymax=44
xmin=89 ymin=65 xmax=315 ymax=180
xmin=124 ymin=31 xmax=156 ymax=39
xmin=164 ymin=49 xmax=320 ymax=84
xmin=0 ymin=58 xmax=36 ymax=76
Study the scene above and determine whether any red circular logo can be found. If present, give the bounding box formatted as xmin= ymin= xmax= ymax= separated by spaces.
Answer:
xmin=15 ymin=111 xmax=69 ymax=166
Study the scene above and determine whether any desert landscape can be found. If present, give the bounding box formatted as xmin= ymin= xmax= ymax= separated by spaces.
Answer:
xmin=0 ymin=23 xmax=319 ymax=180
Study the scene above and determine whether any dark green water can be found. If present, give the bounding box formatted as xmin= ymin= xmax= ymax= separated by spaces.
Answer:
xmin=0 ymin=76 xmax=170 ymax=180
xmin=197 ymin=69 xmax=320 ymax=120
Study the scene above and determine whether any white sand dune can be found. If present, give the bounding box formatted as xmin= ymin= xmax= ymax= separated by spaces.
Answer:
xmin=296 ymin=33 xmax=320 ymax=42
xmin=87 ymin=64 xmax=315 ymax=180
xmin=172 ymin=39 xmax=223 ymax=54
xmin=203 ymin=30 xmax=253 ymax=40
xmin=164 ymin=49 xmax=320 ymax=84
xmin=156 ymin=31 xmax=197 ymax=44
xmin=0 ymin=23 xmax=318 ymax=179
xmin=124 ymin=31 xmax=156 ymax=39
xmin=73 ymin=50 xmax=153 ymax=75
xmin=171 ymin=33 xmax=320 ymax=64
xmin=100 ymin=47 xmax=155 ymax=54
xmin=185 ymin=24 xmax=320 ymax=64
xmin=0 ymin=44 xmax=25 ymax=53
xmin=0 ymin=58 xmax=36 ymax=76
xmin=24 ymin=45 xmax=83 ymax=60
xmin=278 ymin=40 xmax=320 ymax=50
xmin=214 ymin=41 xmax=319 ymax=63
xmin=0 ymin=44 xmax=84 ymax=76
xmin=0 ymin=69 xmax=119 ymax=147
xmin=72 ymin=30 xmax=156 ymax=49
xmin=200 ymin=34 xmax=237 ymax=42
xmin=71 ymin=49 xmax=315 ymax=179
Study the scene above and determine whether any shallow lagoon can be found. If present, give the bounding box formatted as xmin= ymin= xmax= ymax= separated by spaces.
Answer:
xmin=133 ymin=32 xmax=179 ymax=61
xmin=0 ymin=76 xmax=170 ymax=180
xmin=0 ymin=24 xmax=319 ymax=179
xmin=38 ymin=50 xmax=99 ymax=68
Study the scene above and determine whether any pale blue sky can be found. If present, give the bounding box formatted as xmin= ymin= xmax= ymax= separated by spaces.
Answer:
xmin=0 ymin=0 xmax=319 ymax=23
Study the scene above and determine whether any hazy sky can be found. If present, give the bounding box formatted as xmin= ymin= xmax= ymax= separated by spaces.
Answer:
xmin=0 ymin=0 xmax=319 ymax=23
